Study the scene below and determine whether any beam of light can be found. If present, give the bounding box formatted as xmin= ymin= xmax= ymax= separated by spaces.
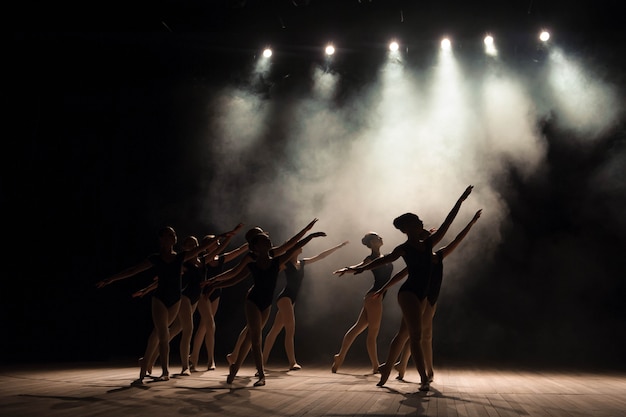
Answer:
xmin=484 ymin=34 xmax=498 ymax=57
xmin=441 ymin=37 xmax=452 ymax=51
xmin=545 ymin=47 xmax=622 ymax=140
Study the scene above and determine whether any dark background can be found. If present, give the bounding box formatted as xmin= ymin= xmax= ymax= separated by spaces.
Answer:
xmin=5 ymin=1 xmax=626 ymax=370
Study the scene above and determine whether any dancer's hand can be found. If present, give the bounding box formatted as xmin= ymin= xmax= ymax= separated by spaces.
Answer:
xmin=471 ymin=209 xmax=482 ymax=222
xmin=460 ymin=185 xmax=474 ymax=201
xmin=305 ymin=218 xmax=319 ymax=231
xmin=96 ymin=278 xmax=111 ymax=289
xmin=333 ymin=266 xmax=352 ymax=276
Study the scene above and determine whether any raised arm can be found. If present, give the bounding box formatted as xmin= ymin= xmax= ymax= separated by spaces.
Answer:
xmin=439 ymin=209 xmax=482 ymax=258
xmin=186 ymin=223 xmax=244 ymax=262
xmin=96 ymin=258 xmax=154 ymax=288
xmin=302 ymin=241 xmax=349 ymax=264
xmin=272 ymin=218 xmax=319 ymax=256
xmin=277 ymin=231 xmax=326 ymax=269
xmin=430 ymin=185 xmax=473 ymax=246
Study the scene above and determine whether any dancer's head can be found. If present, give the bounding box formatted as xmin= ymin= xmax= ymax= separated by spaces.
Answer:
xmin=158 ymin=226 xmax=177 ymax=247
xmin=182 ymin=235 xmax=199 ymax=251
xmin=250 ymin=232 xmax=272 ymax=254
xmin=393 ymin=213 xmax=424 ymax=234
xmin=361 ymin=232 xmax=383 ymax=248
xmin=245 ymin=227 xmax=265 ymax=245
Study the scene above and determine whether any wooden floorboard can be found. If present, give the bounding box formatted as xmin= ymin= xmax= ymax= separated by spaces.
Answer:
xmin=1 ymin=362 xmax=625 ymax=417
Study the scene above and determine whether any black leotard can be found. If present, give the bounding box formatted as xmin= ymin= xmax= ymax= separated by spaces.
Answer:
xmin=426 ymin=250 xmax=444 ymax=306
xmin=204 ymin=254 xmax=226 ymax=301
xmin=278 ymin=260 xmax=306 ymax=304
xmin=246 ymin=258 xmax=280 ymax=311
xmin=148 ymin=252 xmax=185 ymax=308
xmin=182 ymin=258 xmax=205 ymax=305
xmin=398 ymin=236 xmax=433 ymax=300
xmin=365 ymin=255 xmax=393 ymax=297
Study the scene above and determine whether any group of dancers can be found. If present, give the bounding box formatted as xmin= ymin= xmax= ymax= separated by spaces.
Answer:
xmin=97 ymin=185 xmax=481 ymax=391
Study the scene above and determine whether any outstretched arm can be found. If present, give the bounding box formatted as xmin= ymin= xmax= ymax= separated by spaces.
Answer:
xmin=203 ymin=268 xmax=251 ymax=295
xmin=218 ymin=242 xmax=249 ymax=264
xmin=303 ymin=240 xmax=349 ymax=264
xmin=96 ymin=258 xmax=153 ymax=288
xmin=278 ymin=231 xmax=327 ymax=269
xmin=351 ymin=247 xmax=403 ymax=275
xmin=132 ymin=278 xmax=158 ymax=298
xmin=431 ymin=185 xmax=473 ymax=246
xmin=373 ymin=267 xmax=408 ymax=297
xmin=439 ymin=209 xmax=482 ymax=258
xmin=272 ymin=218 xmax=319 ymax=257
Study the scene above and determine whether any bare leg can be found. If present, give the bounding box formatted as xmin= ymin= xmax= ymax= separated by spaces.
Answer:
xmin=332 ymin=300 xmax=369 ymax=373
xmin=421 ymin=302 xmax=437 ymax=382
xmin=146 ymin=314 xmax=183 ymax=373
xmin=178 ymin=296 xmax=197 ymax=375
xmin=397 ymin=291 xmax=429 ymax=390
xmin=263 ymin=299 xmax=286 ymax=366
xmin=377 ymin=318 xmax=409 ymax=387
xmin=395 ymin=340 xmax=411 ymax=380
xmin=363 ymin=294 xmax=383 ymax=373
xmin=190 ymin=294 xmax=210 ymax=370
xmin=147 ymin=297 xmax=180 ymax=381
xmin=280 ymin=299 xmax=300 ymax=369
xmin=228 ymin=300 xmax=270 ymax=386
xmin=205 ymin=297 xmax=220 ymax=370
xmin=227 ymin=326 xmax=248 ymax=365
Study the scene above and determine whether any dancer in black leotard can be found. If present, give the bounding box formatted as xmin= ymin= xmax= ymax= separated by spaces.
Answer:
xmin=392 ymin=209 xmax=482 ymax=382
xmin=331 ymin=232 xmax=393 ymax=374
xmin=189 ymin=238 xmax=249 ymax=372
xmin=224 ymin=219 xmax=320 ymax=366
xmin=262 ymin=240 xmax=349 ymax=370
xmin=352 ymin=186 xmax=474 ymax=391
xmin=134 ymin=231 xmax=244 ymax=375
xmin=97 ymin=224 xmax=243 ymax=383
xmin=205 ymin=228 xmax=326 ymax=387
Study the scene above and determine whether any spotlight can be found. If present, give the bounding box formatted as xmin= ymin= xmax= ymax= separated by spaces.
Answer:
xmin=484 ymin=34 xmax=497 ymax=56
xmin=441 ymin=38 xmax=451 ymax=50
xmin=539 ymin=31 xmax=550 ymax=42
xmin=325 ymin=44 xmax=335 ymax=56
xmin=389 ymin=41 xmax=399 ymax=52
xmin=262 ymin=48 xmax=272 ymax=58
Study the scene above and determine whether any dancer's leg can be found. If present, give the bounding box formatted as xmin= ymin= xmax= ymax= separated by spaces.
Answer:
xmin=421 ymin=302 xmax=437 ymax=381
xmin=332 ymin=301 xmax=369 ymax=373
xmin=397 ymin=291 xmax=428 ymax=389
xmin=363 ymin=294 xmax=383 ymax=373
xmin=205 ymin=297 xmax=220 ymax=370
xmin=263 ymin=300 xmax=286 ymax=366
xmin=190 ymin=294 xmax=210 ymax=370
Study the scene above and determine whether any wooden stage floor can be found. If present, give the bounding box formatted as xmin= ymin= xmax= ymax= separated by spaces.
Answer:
xmin=1 ymin=361 xmax=625 ymax=417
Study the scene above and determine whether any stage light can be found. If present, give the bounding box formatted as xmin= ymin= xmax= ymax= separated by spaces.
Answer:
xmin=484 ymin=34 xmax=497 ymax=56
xmin=539 ymin=31 xmax=550 ymax=42
xmin=441 ymin=38 xmax=451 ymax=51
xmin=263 ymin=48 xmax=273 ymax=58
xmin=325 ymin=44 xmax=335 ymax=56
xmin=389 ymin=41 xmax=399 ymax=52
